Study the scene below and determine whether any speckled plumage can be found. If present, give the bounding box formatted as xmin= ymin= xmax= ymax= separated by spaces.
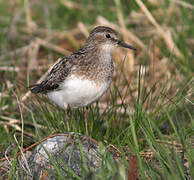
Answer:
xmin=30 ymin=26 xmax=136 ymax=108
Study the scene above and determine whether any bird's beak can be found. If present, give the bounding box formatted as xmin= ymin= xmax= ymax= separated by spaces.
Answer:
xmin=117 ymin=40 xmax=136 ymax=51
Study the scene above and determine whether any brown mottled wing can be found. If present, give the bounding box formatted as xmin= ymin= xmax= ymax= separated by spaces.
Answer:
xmin=30 ymin=57 xmax=74 ymax=94
xmin=29 ymin=47 xmax=87 ymax=94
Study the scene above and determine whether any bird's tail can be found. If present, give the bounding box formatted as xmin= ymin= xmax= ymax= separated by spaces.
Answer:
xmin=29 ymin=84 xmax=42 ymax=93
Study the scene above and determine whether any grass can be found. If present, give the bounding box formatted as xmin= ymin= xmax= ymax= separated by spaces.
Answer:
xmin=0 ymin=0 xmax=193 ymax=179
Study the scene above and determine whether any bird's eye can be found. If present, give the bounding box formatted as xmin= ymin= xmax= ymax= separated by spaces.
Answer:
xmin=106 ymin=34 xmax=111 ymax=39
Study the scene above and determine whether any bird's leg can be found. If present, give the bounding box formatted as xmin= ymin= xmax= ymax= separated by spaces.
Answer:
xmin=65 ymin=106 xmax=70 ymax=131
xmin=84 ymin=107 xmax=89 ymax=136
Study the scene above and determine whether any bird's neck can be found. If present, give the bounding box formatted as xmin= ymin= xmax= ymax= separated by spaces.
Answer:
xmin=83 ymin=44 xmax=113 ymax=65
xmin=99 ymin=50 xmax=112 ymax=64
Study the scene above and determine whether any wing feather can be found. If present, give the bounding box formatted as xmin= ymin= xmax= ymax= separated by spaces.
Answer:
xmin=29 ymin=47 xmax=87 ymax=94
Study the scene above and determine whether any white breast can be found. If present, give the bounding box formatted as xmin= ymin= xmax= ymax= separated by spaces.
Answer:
xmin=47 ymin=75 xmax=111 ymax=108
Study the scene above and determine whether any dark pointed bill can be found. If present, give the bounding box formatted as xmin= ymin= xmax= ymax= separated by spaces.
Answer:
xmin=118 ymin=41 xmax=136 ymax=51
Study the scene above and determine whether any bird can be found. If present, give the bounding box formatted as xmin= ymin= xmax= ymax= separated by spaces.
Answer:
xmin=29 ymin=26 xmax=136 ymax=134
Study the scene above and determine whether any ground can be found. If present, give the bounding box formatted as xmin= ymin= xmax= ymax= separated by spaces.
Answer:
xmin=0 ymin=0 xmax=193 ymax=179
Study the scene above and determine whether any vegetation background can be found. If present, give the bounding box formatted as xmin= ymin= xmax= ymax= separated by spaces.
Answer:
xmin=0 ymin=0 xmax=193 ymax=179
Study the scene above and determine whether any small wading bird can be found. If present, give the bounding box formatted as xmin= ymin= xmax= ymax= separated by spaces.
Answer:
xmin=30 ymin=26 xmax=136 ymax=135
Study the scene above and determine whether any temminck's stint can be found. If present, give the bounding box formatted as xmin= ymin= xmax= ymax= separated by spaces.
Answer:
xmin=30 ymin=26 xmax=136 ymax=134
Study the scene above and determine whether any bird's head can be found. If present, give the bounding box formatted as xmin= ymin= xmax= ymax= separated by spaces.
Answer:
xmin=86 ymin=26 xmax=136 ymax=53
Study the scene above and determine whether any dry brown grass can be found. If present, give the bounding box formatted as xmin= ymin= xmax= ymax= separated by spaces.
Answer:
xmin=0 ymin=0 xmax=192 ymax=123
xmin=0 ymin=1 xmax=193 ymax=178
